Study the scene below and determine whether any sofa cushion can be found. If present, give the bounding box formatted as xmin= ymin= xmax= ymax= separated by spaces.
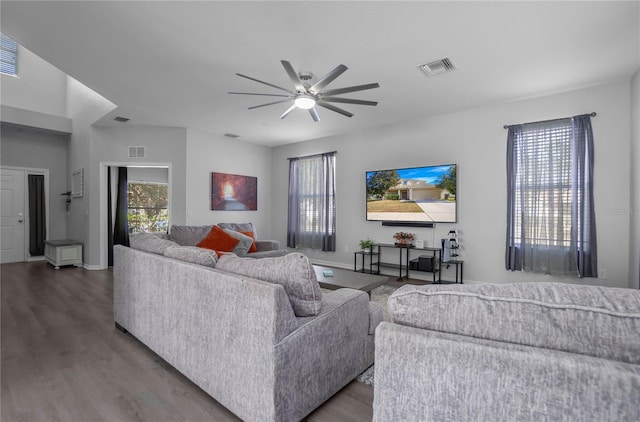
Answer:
xmin=216 ymin=252 xmax=322 ymax=316
xmin=223 ymin=229 xmax=253 ymax=256
xmin=130 ymin=233 xmax=180 ymax=255
xmin=218 ymin=222 xmax=255 ymax=237
xmin=170 ymin=225 xmax=212 ymax=246
xmin=197 ymin=226 xmax=240 ymax=253
xmin=163 ymin=246 xmax=218 ymax=267
xmin=388 ymin=282 xmax=640 ymax=364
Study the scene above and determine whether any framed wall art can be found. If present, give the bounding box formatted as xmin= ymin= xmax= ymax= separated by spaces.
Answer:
xmin=210 ymin=172 xmax=257 ymax=211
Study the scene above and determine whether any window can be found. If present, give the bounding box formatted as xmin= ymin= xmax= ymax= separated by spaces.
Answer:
xmin=505 ymin=114 xmax=597 ymax=277
xmin=1 ymin=33 xmax=18 ymax=77
xmin=127 ymin=182 xmax=169 ymax=234
xmin=287 ymin=152 xmax=336 ymax=251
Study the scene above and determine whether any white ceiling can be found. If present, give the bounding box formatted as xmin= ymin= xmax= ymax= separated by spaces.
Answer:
xmin=2 ymin=1 xmax=638 ymax=147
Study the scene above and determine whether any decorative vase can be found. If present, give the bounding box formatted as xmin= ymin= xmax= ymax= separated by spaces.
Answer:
xmin=362 ymin=248 xmax=371 ymax=253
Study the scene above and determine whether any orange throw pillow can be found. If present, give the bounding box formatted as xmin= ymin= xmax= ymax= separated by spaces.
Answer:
xmin=197 ymin=226 xmax=240 ymax=253
xmin=240 ymin=231 xmax=258 ymax=253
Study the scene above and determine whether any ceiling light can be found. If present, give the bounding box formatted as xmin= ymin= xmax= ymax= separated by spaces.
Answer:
xmin=294 ymin=94 xmax=316 ymax=109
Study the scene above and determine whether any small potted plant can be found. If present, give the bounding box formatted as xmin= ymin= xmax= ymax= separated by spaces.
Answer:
xmin=359 ymin=238 xmax=375 ymax=253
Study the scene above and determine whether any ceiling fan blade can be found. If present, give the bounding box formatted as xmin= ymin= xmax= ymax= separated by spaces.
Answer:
xmin=281 ymin=60 xmax=305 ymax=92
xmin=309 ymin=107 xmax=320 ymax=122
xmin=248 ymin=99 xmax=292 ymax=109
xmin=320 ymin=97 xmax=378 ymax=106
xmin=236 ymin=73 xmax=293 ymax=94
xmin=308 ymin=64 xmax=348 ymax=94
xmin=229 ymin=92 xmax=291 ymax=97
xmin=279 ymin=104 xmax=297 ymax=119
xmin=316 ymin=101 xmax=354 ymax=118
xmin=319 ymin=83 xmax=380 ymax=97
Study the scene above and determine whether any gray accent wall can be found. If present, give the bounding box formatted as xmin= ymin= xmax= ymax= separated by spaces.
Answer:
xmin=185 ymin=129 xmax=273 ymax=239
xmin=631 ymin=69 xmax=640 ymax=289
xmin=271 ymin=81 xmax=634 ymax=288
xmin=0 ymin=124 xmax=69 ymax=241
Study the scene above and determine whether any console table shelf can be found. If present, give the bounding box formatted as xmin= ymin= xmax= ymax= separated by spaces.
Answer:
xmin=375 ymin=243 xmax=442 ymax=283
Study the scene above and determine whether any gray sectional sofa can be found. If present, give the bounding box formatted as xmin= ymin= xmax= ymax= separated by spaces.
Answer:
xmin=373 ymin=282 xmax=640 ymax=422
xmin=114 ymin=243 xmax=382 ymax=422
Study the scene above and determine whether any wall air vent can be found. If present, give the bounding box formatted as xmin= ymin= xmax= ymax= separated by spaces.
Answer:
xmin=224 ymin=133 xmax=240 ymax=139
xmin=418 ymin=57 xmax=456 ymax=77
xmin=128 ymin=146 xmax=146 ymax=158
xmin=114 ymin=116 xmax=130 ymax=122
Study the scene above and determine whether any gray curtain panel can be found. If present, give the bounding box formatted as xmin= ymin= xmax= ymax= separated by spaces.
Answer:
xmin=113 ymin=167 xmax=130 ymax=247
xmin=571 ymin=114 xmax=598 ymax=278
xmin=28 ymin=174 xmax=46 ymax=256
xmin=287 ymin=152 xmax=336 ymax=251
xmin=505 ymin=114 xmax=597 ymax=277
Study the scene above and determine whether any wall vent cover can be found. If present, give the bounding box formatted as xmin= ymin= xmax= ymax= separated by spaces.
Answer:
xmin=114 ymin=116 xmax=130 ymax=122
xmin=418 ymin=57 xmax=456 ymax=77
xmin=128 ymin=146 xmax=146 ymax=158
xmin=224 ymin=133 xmax=240 ymax=139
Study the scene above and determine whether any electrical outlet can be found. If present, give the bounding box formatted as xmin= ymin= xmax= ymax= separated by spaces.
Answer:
xmin=598 ymin=268 xmax=607 ymax=279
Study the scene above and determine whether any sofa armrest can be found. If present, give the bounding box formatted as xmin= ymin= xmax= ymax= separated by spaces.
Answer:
xmin=273 ymin=288 xmax=375 ymax=420
xmin=255 ymin=240 xmax=280 ymax=251
xmin=373 ymin=322 xmax=640 ymax=422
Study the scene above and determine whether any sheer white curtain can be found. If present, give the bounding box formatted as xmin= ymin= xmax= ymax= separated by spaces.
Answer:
xmin=506 ymin=114 xmax=597 ymax=277
xmin=287 ymin=152 xmax=336 ymax=251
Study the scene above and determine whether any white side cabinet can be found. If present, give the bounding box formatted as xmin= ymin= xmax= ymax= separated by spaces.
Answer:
xmin=44 ymin=240 xmax=83 ymax=269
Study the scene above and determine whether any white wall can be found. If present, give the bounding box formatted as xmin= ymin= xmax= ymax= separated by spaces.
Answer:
xmin=630 ymin=69 xmax=640 ymax=289
xmin=65 ymin=77 xmax=116 ymax=266
xmin=91 ymin=126 xmax=188 ymax=267
xmin=272 ymin=81 xmax=633 ymax=288
xmin=0 ymin=45 xmax=67 ymax=117
xmin=0 ymin=125 xmax=68 ymax=241
xmin=186 ymin=129 xmax=273 ymax=238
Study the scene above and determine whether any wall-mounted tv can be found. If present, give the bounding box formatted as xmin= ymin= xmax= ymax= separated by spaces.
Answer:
xmin=366 ymin=164 xmax=457 ymax=224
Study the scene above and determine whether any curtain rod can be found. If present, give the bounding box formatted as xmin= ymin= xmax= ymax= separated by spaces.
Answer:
xmin=287 ymin=150 xmax=337 ymax=160
xmin=503 ymin=112 xmax=596 ymax=129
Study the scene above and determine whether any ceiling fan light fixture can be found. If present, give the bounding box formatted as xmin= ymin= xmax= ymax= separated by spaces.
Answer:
xmin=294 ymin=94 xmax=316 ymax=109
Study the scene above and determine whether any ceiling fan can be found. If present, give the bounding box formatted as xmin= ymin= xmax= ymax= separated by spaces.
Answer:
xmin=229 ymin=60 xmax=380 ymax=122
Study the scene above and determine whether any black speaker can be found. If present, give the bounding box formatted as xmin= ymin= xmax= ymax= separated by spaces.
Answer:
xmin=381 ymin=221 xmax=435 ymax=228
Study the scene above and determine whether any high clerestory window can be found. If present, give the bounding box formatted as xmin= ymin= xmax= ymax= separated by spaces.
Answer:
xmin=1 ymin=33 xmax=18 ymax=77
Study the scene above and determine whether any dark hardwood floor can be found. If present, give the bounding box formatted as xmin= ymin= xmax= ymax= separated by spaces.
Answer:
xmin=1 ymin=261 xmax=374 ymax=422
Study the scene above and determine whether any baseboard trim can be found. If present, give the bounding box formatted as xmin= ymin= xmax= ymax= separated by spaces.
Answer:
xmin=83 ymin=263 xmax=105 ymax=271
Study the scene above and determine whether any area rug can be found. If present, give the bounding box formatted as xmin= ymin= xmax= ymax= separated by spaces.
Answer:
xmin=356 ymin=284 xmax=397 ymax=386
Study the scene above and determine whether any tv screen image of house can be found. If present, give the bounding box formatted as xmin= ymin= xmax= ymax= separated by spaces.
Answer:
xmin=366 ymin=164 xmax=457 ymax=223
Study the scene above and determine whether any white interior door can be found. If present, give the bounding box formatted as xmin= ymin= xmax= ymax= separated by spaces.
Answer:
xmin=1 ymin=169 xmax=26 ymax=263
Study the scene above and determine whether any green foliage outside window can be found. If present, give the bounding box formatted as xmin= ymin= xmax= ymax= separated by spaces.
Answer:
xmin=128 ymin=182 xmax=169 ymax=233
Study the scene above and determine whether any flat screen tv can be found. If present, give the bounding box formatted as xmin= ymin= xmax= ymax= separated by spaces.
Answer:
xmin=366 ymin=164 xmax=457 ymax=224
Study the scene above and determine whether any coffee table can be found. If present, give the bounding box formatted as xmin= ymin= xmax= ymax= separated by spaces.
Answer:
xmin=314 ymin=265 xmax=389 ymax=295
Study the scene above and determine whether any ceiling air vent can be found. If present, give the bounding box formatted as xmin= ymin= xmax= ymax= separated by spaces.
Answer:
xmin=114 ymin=116 xmax=130 ymax=122
xmin=128 ymin=146 xmax=146 ymax=158
xmin=224 ymin=133 xmax=240 ymax=139
xmin=418 ymin=57 xmax=456 ymax=77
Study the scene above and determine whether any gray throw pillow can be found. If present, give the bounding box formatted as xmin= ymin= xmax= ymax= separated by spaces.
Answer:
xmin=223 ymin=228 xmax=253 ymax=256
xmin=163 ymin=246 xmax=218 ymax=267
xmin=130 ymin=233 xmax=180 ymax=255
xmin=216 ymin=252 xmax=322 ymax=316
xmin=218 ymin=222 xmax=255 ymax=238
